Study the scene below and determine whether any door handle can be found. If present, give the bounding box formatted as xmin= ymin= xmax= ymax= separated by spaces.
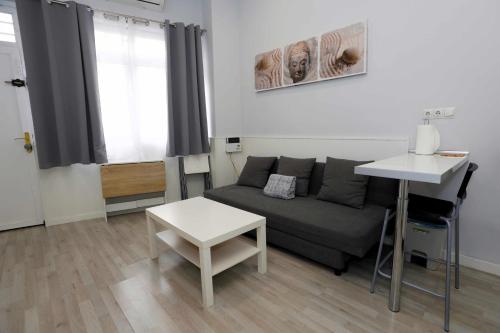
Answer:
xmin=4 ymin=79 xmax=26 ymax=87
xmin=14 ymin=132 xmax=33 ymax=153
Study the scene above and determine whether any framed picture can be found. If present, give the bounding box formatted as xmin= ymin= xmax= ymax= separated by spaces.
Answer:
xmin=254 ymin=21 xmax=367 ymax=92
xmin=283 ymin=37 xmax=318 ymax=86
xmin=320 ymin=22 xmax=367 ymax=80
xmin=255 ymin=48 xmax=283 ymax=91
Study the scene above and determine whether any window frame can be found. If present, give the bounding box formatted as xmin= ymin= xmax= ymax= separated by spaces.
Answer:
xmin=0 ymin=4 xmax=19 ymax=45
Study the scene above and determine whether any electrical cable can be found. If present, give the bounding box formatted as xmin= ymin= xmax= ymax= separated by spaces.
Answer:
xmin=228 ymin=152 xmax=240 ymax=177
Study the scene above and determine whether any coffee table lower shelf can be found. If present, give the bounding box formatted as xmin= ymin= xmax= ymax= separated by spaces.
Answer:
xmin=156 ymin=230 xmax=260 ymax=276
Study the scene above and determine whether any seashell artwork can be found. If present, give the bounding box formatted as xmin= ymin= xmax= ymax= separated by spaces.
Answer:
xmin=255 ymin=21 xmax=367 ymax=92
xmin=255 ymin=48 xmax=283 ymax=91
xmin=283 ymin=37 xmax=318 ymax=86
xmin=320 ymin=22 xmax=366 ymax=79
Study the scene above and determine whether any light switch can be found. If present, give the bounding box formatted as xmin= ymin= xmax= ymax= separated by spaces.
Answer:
xmin=443 ymin=107 xmax=455 ymax=117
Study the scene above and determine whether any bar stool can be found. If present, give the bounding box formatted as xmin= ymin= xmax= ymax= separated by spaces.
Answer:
xmin=370 ymin=162 xmax=478 ymax=332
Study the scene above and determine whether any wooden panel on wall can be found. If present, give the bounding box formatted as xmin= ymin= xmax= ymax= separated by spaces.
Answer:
xmin=100 ymin=161 xmax=166 ymax=199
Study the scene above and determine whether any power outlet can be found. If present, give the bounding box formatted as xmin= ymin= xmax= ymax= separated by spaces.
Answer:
xmin=423 ymin=107 xmax=455 ymax=120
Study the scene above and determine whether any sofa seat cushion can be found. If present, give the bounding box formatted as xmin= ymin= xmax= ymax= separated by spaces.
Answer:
xmin=204 ymin=185 xmax=387 ymax=257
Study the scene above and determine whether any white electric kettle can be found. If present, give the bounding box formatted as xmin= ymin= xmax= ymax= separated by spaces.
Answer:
xmin=415 ymin=124 xmax=440 ymax=155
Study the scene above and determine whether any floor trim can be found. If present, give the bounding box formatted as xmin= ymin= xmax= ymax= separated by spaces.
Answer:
xmin=459 ymin=254 xmax=500 ymax=277
xmin=0 ymin=219 xmax=43 ymax=231
xmin=44 ymin=211 xmax=104 ymax=226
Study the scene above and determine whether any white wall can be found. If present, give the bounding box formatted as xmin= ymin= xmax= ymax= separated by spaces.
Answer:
xmin=38 ymin=0 xmax=207 ymax=225
xmin=203 ymin=0 xmax=243 ymax=137
xmin=232 ymin=0 xmax=500 ymax=266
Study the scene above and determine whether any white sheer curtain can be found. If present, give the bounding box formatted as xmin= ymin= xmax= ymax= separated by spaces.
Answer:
xmin=201 ymin=34 xmax=213 ymax=138
xmin=94 ymin=13 xmax=168 ymax=163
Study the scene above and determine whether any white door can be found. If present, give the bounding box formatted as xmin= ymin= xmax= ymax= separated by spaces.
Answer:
xmin=0 ymin=10 xmax=43 ymax=231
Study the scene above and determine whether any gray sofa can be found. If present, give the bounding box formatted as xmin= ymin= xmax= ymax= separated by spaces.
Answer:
xmin=204 ymin=161 xmax=398 ymax=275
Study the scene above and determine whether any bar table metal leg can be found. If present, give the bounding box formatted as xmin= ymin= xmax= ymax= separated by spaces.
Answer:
xmin=389 ymin=179 xmax=409 ymax=311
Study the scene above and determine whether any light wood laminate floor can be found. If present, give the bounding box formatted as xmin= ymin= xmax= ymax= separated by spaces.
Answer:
xmin=1 ymin=212 xmax=499 ymax=333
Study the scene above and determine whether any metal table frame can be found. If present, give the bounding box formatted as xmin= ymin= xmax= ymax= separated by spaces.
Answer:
xmin=389 ymin=179 xmax=409 ymax=311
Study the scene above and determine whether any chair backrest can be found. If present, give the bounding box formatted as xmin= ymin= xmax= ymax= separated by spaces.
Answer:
xmin=457 ymin=162 xmax=478 ymax=200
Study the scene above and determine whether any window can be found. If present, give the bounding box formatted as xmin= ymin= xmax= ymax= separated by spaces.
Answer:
xmin=0 ymin=12 xmax=16 ymax=43
xmin=94 ymin=13 xmax=168 ymax=163
xmin=201 ymin=34 xmax=213 ymax=138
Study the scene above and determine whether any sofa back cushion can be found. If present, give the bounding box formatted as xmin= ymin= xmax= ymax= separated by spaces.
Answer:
xmin=308 ymin=162 xmax=325 ymax=196
xmin=277 ymin=156 xmax=316 ymax=197
xmin=237 ymin=156 xmax=277 ymax=188
xmin=308 ymin=161 xmax=397 ymax=208
xmin=261 ymin=157 xmax=398 ymax=208
xmin=317 ymin=157 xmax=371 ymax=209
xmin=366 ymin=176 xmax=399 ymax=208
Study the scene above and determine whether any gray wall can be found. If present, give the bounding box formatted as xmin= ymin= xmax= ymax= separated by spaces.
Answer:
xmin=219 ymin=0 xmax=500 ymax=265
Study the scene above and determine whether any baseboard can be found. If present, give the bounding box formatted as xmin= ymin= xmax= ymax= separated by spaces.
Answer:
xmin=459 ymin=254 xmax=500 ymax=277
xmin=0 ymin=219 xmax=44 ymax=231
xmin=44 ymin=211 xmax=105 ymax=226
xmin=439 ymin=249 xmax=500 ymax=277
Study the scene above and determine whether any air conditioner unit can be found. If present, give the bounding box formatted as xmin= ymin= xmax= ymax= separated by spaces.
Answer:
xmin=107 ymin=0 xmax=165 ymax=11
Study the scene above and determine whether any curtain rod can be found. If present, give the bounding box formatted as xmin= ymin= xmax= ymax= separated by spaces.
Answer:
xmin=46 ymin=0 xmax=207 ymax=33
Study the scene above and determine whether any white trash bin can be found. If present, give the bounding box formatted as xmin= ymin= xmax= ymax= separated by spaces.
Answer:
xmin=405 ymin=222 xmax=446 ymax=270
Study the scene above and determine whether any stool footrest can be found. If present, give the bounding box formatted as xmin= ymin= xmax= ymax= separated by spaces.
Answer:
xmin=376 ymin=251 xmax=446 ymax=299
xmin=405 ymin=250 xmax=457 ymax=267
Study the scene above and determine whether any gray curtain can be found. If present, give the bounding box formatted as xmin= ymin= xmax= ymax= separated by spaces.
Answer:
xmin=16 ymin=0 xmax=107 ymax=169
xmin=164 ymin=21 xmax=210 ymax=157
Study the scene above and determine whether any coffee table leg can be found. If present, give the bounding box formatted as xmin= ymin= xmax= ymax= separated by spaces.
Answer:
xmin=147 ymin=215 xmax=159 ymax=259
xmin=199 ymin=247 xmax=214 ymax=307
xmin=257 ymin=224 xmax=267 ymax=274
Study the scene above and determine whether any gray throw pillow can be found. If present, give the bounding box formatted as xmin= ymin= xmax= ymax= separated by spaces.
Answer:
xmin=317 ymin=157 xmax=372 ymax=209
xmin=263 ymin=174 xmax=296 ymax=200
xmin=277 ymin=156 xmax=316 ymax=196
xmin=237 ymin=156 xmax=277 ymax=188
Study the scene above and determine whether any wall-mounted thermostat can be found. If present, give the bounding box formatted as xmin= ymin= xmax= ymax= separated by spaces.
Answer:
xmin=225 ymin=137 xmax=242 ymax=153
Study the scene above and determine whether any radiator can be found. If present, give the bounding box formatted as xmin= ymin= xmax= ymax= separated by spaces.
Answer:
xmin=100 ymin=161 xmax=166 ymax=220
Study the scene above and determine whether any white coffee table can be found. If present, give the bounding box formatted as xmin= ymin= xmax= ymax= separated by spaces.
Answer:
xmin=145 ymin=197 xmax=267 ymax=307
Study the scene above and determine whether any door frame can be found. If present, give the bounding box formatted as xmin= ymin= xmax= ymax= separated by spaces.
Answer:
xmin=0 ymin=2 xmax=44 ymax=229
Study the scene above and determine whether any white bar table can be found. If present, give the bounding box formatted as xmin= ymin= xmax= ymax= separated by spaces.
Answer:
xmin=355 ymin=152 xmax=469 ymax=312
